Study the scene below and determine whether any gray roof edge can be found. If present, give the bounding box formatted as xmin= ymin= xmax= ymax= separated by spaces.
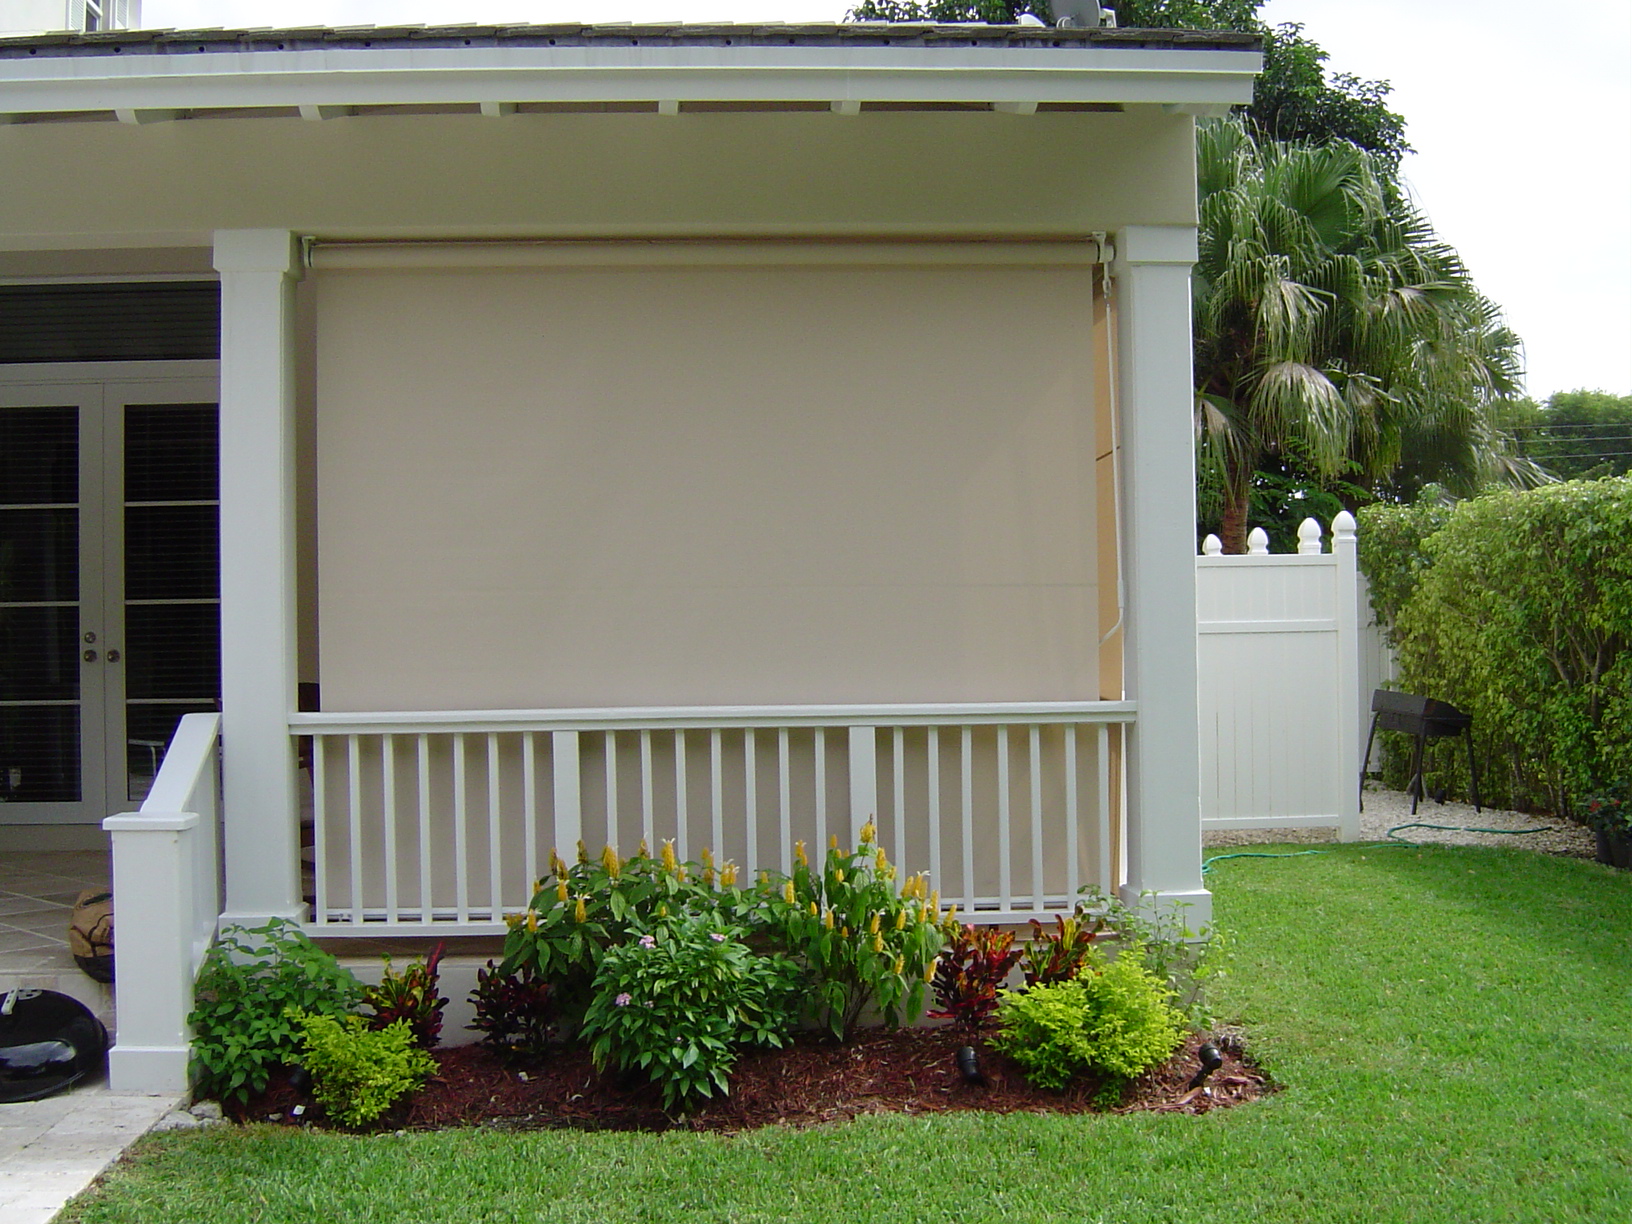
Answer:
xmin=0 ymin=22 xmax=1263 ymax=59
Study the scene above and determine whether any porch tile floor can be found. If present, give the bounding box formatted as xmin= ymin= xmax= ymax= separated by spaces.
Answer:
xmin=0 ymin=852 xmax=113 ymax=1026
xmin=0 ymin=849 xmax=178 ymax=1224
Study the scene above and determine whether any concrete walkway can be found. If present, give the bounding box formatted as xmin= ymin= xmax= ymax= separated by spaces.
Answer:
xmin=0 ymin=849 xmax=178 ymax=1221
xmin=0 ymin=1073 xmax=179 ymax=1224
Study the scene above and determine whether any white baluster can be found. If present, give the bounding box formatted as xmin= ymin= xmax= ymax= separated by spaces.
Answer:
xmin=552 ymin=730 xmax=582 ymax=873
xmin=382 ymin=734 xmax=398 ymax=923
xmin=347 ymin=736 xmax=364 ymax=927
xmin=487 ymin=733 xmax=502 ymax=921
xmin=848 ymin=726 xmax=877 ymax=845
xmin=453 ymin=733 xmax=469 ymax=924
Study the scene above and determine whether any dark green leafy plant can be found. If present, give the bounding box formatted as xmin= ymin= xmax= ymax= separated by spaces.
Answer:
xmin=930 ymin=923 xmax=1022 ymax=1031
xmin=189 ymin=918 xmax=364 ymax=1105
xmin=362 ymin=942 xmax=446 ymax=1049
xmin=760 ymin=822 xmax=945 ymax=1040
xmin=992 ymin=946 xmax=1186 ymax=1099
xmin=289 ymin=1011 xmax=437 ymax=1128
xmin=466 ymin=960 xmax=555 ymax=1056
xmin=578 ymin=917 xmax=801 ymax=1115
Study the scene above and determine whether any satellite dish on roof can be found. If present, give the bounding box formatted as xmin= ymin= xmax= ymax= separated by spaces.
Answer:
xmin=1053 ymin=0 xmax=1105 ymax=27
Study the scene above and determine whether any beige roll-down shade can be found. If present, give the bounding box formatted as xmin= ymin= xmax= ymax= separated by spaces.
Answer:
xmin=314 ymin=251 xmax=1102 ymax=710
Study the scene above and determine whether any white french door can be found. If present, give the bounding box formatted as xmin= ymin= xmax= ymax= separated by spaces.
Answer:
xmin=0 ymin=364 xmax=218 ymax=825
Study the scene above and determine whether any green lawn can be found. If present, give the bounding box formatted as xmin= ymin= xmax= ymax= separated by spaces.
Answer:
xmin=63 ymin=844 xmax=1632 ymax=1224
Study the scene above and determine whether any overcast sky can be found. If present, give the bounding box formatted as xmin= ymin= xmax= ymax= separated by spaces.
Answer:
xmin=143 ymin=0 xmax=1632 ymax=400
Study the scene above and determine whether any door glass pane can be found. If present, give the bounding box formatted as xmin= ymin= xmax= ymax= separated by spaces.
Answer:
xmin=123 ymin=604 xmax=221 ymax=700
xmin=124 ymin=505 xmax=218 ymax=601
xmin=0 ymin=707 xmax=79 ymax=803
xmin=124 ymin=403 xmax=220 ymax=802
xmin=0 ymin=405 xmax=81 ymax=804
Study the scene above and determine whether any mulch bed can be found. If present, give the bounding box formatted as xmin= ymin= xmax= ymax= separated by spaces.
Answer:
xmin=233 ymin=1028 xmax=1273 ymax=1134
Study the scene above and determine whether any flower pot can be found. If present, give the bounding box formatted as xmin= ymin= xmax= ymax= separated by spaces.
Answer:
xmin=1596 ymin=830 xmax=1632 ymax=870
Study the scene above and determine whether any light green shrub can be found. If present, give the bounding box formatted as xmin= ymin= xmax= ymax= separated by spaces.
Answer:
xmin=189 ymin=919 xmax=364 ymax=1105
xmin=992 ymin=946 xmax=1186 ymax=1098
xmin=290 ymin=1011 xmax=436 ymax=1128
xmin=1376 ymin=478 xmax=1632 ymax=813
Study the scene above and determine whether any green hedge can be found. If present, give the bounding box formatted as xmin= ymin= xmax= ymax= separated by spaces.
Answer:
xmin=1359 ymin=478 xmax=1632 ymax=815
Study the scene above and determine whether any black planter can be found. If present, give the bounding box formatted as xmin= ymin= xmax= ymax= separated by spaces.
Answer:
xmin=1594 ymin=830 xmax=1632 ymax=870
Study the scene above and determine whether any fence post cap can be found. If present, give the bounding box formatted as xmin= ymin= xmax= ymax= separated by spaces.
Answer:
xmin=1333 ymin=510 xmax=1358 ymax=540
xmin=1247 ymin=527 xmax=1270 ymax=555
xmin=103 ymin=812 xmax=200 ymax=832
xmin=1201 ymin=534 xmax=1223 ymax=556
xmin=1297 ymin=517 xmax=1324 ymax=554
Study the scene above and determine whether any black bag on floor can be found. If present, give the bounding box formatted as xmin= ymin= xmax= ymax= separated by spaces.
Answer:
xmin=0 ymin=988 xmax=108 ymax=1102
xmin=69 ymin=890 xmax=114 ymax=984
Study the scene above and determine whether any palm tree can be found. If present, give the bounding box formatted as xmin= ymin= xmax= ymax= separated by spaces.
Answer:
xmin=1193 ymin=119 xmax=1526 ymax=552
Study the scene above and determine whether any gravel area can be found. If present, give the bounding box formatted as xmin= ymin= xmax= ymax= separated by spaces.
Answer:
xmin=1203 ymin=787 xmax=1595 ymax=858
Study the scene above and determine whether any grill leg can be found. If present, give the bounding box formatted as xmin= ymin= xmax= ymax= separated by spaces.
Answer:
xmin=1359 ymin=712 xmax=1382 ymax=814
xmin=1466 ymin=733 xmax=1482 ymax=813
xmin=1408 ymin=732 xmax=1427 ymax=816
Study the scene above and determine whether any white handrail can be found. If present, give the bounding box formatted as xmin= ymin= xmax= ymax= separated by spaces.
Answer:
xmin=138 ymin=711 xmax=223 ymax=816
xmin=291 ymin=699 xmax=1137 ymax=735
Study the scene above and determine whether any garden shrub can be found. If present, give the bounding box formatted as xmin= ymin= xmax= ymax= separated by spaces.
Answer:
xmin=1019 ymin=911 xmax=1109 ymax=988
xmin=189 ymin=918 xmax=363 ymax=1105
xmin=929 ymin=923 xmax=1022 ymax=1031
xmin=992 ymin=946 xmax=1186 ymax=1099
xmin=577 ymin=916 xmax=801 ymax=1114
xmin=500 ymin=841 xmax=760 ymax=1029
xmin=761 ymin=821 xmax=945 ymax=1039
xmin=1075 ymin=888 xmax=1226 ymax=1027
xmin=1377 ymin=478 xmax=1632 ymax=813
xmin=1356 ymin=493 xmax=1456 ymax=639
xmin=467 ymin=960 xmax=555 ymax=1056
xmin=290 ymin=1011 xmax=437 ymax=1128
xmin=362 ymin=942 xmax=446 ymax=1049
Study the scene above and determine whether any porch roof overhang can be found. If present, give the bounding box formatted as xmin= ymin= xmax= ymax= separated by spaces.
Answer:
xmin=0 ymin=22 xmax=1261 ymax=121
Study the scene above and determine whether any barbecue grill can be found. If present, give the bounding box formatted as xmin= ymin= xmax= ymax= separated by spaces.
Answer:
xmin=1360 ymin=690 xmax=1481 ymax=816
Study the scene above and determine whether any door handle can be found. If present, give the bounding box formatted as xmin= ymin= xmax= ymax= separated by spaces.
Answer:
xmin=83 ymin=649 xmax=98 ymax=663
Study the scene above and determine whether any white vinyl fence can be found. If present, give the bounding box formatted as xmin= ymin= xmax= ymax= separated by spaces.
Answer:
xmin=1196 ymin=515 xmax=1364 ymax=839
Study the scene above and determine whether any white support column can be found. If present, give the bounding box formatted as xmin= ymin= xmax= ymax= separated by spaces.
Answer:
xmin=1112 ymin=225 xmax=1211 ymax=929
xmin=102 ymin=812 xmax=199 ymax=1092
xmin=215 ymin=229 xmax=305 ymax=924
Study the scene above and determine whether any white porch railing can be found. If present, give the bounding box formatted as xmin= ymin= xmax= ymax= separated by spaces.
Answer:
xmin=292 ymin=701 xmax=1134 ymax=934
xmin=102 ymin=711 xmax=223 ymax=1092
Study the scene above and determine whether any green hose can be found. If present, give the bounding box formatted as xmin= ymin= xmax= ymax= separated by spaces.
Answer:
xmin=1202 ymin=821 xmax=1560 ymax=873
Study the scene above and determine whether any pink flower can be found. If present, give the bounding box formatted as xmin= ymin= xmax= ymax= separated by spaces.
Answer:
xmin=639 ymin=934 xmax=656 ymax=949
xmin=614 ymin=992 xmax=633 ymax=1007
xmin=709 ymin=932 xmax=727 ymax=942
